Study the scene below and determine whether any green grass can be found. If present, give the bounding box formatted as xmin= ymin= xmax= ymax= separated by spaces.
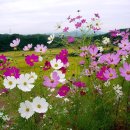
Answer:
xmin=0 ymin=48 xmax=130 ymax=130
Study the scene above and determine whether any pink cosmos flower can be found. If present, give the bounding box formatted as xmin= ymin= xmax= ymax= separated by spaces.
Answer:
xmin=79 ymin=60 xmax=85 ymax=65
xmin=43 ymin=72 xmax=59 ymax=88
xmin=75 ymin=22 xmax=82 ymax=29
xmin=23 ymin=44 xmax=32 ymax=51
xmin=75 ymin=15 xmax=82 ymax=19
xmin=0 ymin=55 xmax=6 ymax=70
xmin=96 ymin=66 xmax=109 ymax=81
xmin=117 ymin=50 xmax=128 ymax=56
xmin=110 ymin=29 xmax=120 ymax=37
xmin=69 ymin=18 xmax=75 ymax=23
xmin=80 ymin=46 xmax=88 ymax=51
xmin=25 ymin=54 xmax=39 ymax=66
xmin=58 ymin=85 xmax=70 ymax=97
xmin=43 ymin=61 xmax=51 ymax=71
xmin=10 ymin=38 xmax=20 ymax=48
xmin=118 ymin=39 xmax=130 ymax=51
xmin=67 ymin=36 xmax=75 ymax=43
xmin=4 ymin=67 xmax=20 ymax=78
xmin=105 ymin=53 xmax=120 ymax=65
xmin=88 ymin=46 xmax=101 ymax=60
xmin=104 ymin=68 xmax=117 ymax=80
xmin=63 ymin=27 xmax=69 ymax=32
xmin=119 ymin=62 xmax=130 ymax=81
xmin=99 ymin=53 xmax=120 ymax=65
xmin=73 ymin=81 xmax=86 ymax=88
xmin=34 ymin=44 xmax=47 ymax=53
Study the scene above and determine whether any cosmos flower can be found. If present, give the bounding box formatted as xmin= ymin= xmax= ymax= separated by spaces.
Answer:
xmin=67 ymin=36 xmax=75 ymax=43
xmin=34 ymin=44 xmax=47 ymax=53
xmin=51 ymin=70 xmax=66 ymax=83
xmin=104 ymin=68 xmax=118 ymax=80
xmin=73 ymin=81 xmax=86 ymax=88
xmin=43 ymin=61 xmax=51 ymax=71
xmin=102 ymin=37 xmax=110 ymax=45
xmin=23 ymin=44 xmax=32 ymax=51
xmin=56 ymin=49 xmax=68 ymax=64
xmin=18 ymin=100 xmax=34 ymax=119
xmin=25 ymin=54 xmax=39 ymax=66
xmin=88 ymin=45 xmax=102 ymax=60
xmin=32 ymin=96 xmax=49 ymax=113
xmin=63 ymin=27 xmax=69 ymax=32
xmin=50 ymin=58 xmax=63 ymax=70
xmin=96 ymin=66 xmax=109 ymax=81
xmin=119 ymin=62 xmax=130 ymax=81
xmin=10 ymin=38 xmax=20 ymax=48
xmin=4 ymin=67 xmax=20 ymax=78
xmin=75 ymin=22 xmax=82 ymax=28
xmin=17 ymin=73 xmax=35 ymax=92
xmin=3 ymin=76 xmax=17 ymax=89
xmin=58 ymin=85 xmax=70 ymax=97
xmin=43 ymin=72 xmax=59 ymax=88
xmin=47 ymin=34 xmax=55 ymax=44
xmin=118 ymin=39 xmax=130 ymax=51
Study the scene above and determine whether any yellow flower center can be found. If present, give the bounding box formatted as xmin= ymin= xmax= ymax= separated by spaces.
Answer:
xmin=23 ymin=82 xmax=27 ymax=86
xmin=9 ymin=81 xmax=12 ymax=85
xmin=26 ymin=108 xmax=30 ymax=112
xmin=109 ymin=73 xmax=113 ymax=77
xmin=37 ymin=104 xmax=41 ymax=108
xmin=126 ymin=71 xmax=130 ymax=75
xmin=55 ymin=64 xmax=58 ymax=67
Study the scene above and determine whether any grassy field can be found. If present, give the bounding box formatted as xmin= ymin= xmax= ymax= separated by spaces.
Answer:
xmin=0 ymin=48 xmax=130 ymax=130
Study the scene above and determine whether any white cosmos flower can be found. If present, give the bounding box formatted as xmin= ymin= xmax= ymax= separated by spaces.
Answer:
xmin=97 ymin=46 xmax=104 ymax=52
xmin=29 ymin=72 xmax=38 ymax=81
xmin=17 ymin=74 xmax=35 ymax=92
xmin=39 ymin=56 xmax=43 ymax=62
xmin=50 ymin=58 xmax=63 ymax=70
xmin=3 ymin=76 xmax=17 ymax=89
xmin=18 ymin=100 xmax=34 ymax=119
xmin=102 ymin=37 xmax=110 ymax=45
xmin=32 ymin=96 xmax=49 ymax=113
xmin=47 ymin=34 xmax=55 ymax=44
xmin=51 ymin=70 xmax=66 ymax=83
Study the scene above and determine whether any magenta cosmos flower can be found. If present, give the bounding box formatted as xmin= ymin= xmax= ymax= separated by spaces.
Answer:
xmin=67 ymin=36 xmax=75 ymax=43
xmin=25 ymin=54 xmax=39 ymax=66
xmin=43 ymin=72 xmax=59 ymax=88
xmin=96 ymin=66 xmax=109 ymax=81
xmin=119 ymin=62 xmax=130 ymax=81
xmin=56 ymin=49 xmax=68 ymax=64
xmin=10 ymin=38 xmax=20 ymax=48
xmin=73 ymin=81 xmax=86 ymax=88
xmin=104 ymin=68 xmax=118 ymax=80
xmin=58 ymin=85 xmax=70 ymax=97
xmin=34 ymin=44 xmax=47 ymax=53
xmin=4 ymin=67 xmax=20 ymax=78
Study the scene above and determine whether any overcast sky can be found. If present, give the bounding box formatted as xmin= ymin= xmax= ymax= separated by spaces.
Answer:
xmin=0 ymin=0 xmax=130 ymax=34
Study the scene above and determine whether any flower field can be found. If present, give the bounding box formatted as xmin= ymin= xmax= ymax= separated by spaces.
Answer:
xmin=0 ymin=12 xmax=130 ymax=130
